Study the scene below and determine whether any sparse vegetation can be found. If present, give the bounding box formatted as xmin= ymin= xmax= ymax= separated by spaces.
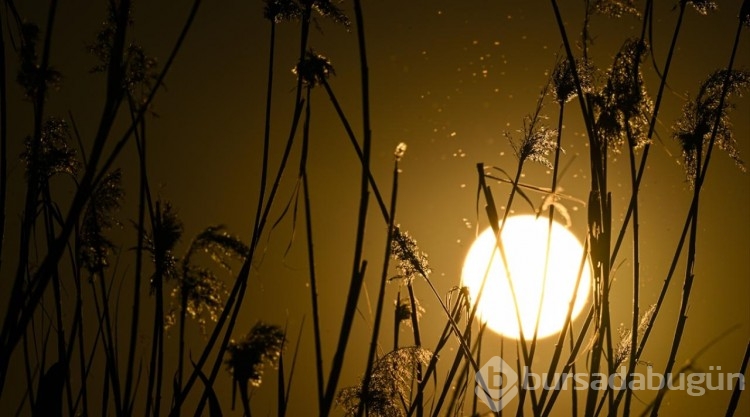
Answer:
xmin=0 ymin=0 xmax=748 ymax=416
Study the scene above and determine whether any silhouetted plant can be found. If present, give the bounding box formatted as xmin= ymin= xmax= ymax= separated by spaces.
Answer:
xmin=674 ymin=69 xmax=750 ymax=185
xmin=1 ymin=1 xmax=749 ymax=416
xmin=592 ymin=0 xmax=641 ymax=18
xmin=264 ymin=0 xmax=302 ymax=23
xmin=307 ymin=0 xmax=351 ymax=29
xmin=593 ymin=38 xmax=653 ymax=150
xmin=17 ymin=22 xmax=61 ymax=100
xmin=390 ymin=228 xmax=430 ymax=282
xmin=337 ymin=346 xmax=432 ymax=417
xmin=21 ymin=118 xmax=79 ymax=184
xmin=78 ymin=169 xmax=123 ymax=273
xmin=171 ymin=225 xmax=249 ymax=415
xmin=226 ymin=322 xmax=285 ymax=416
xmin=293 ymin=49 xmax=335 ymax=87
xmin=687 ymin=0 xmax=719 ymax=16
xmin=551 ymin=58 xmax=594 ymax=105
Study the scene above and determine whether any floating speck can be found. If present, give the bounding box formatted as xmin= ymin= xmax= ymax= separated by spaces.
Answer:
xmin=450 ymin=131 xmax=457 ymax=137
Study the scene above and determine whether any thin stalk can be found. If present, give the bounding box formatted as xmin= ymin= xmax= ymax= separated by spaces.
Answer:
xmin=321 ymin=80 xmax=388 ymax=222
xmin=447 ymin=323 xmax=489 ymax=417
xmin=725 ymin=339 xmax=750 ymax=417
xmin=279 ymin=318 xmax=305 ymax=417
xmin=540 ymin=306 xmax=595 ymax=417
xmin=0 ymin=6 xmax=7 ymax=271
xmin=648 ymin=148 xmax=701 ymax=416
xmin=95 ymin=264 xmax=124 ymax=416
xmin=650 ymin=13 xmax=745 ymax=416
xmin=0 ymin=2 xmax=198 ymax=389
xmin=357 ymin=156 xmax=399 ymax=417
xmin=175 ymin=290 xmax=188 ymax=417
xmin=623 ymin=124 xmax=641 ymax=416
xmin=434 ymin=322 xmax=485 ymax=417
xmin=122 ymin=102 xmax=149 ymax=415
xmin=253 ymin=19 xmax=276 ymax=239
xmin=536 ymin=238 xmax=590 ymax=412
xmin=406 ymin=281 xmax=423 ymax=417
xmin=321 ymin=261 xmax=368 ymax=417
xmin=41 ymin=185 xmax=74 ymax=416
xmin=479 ymin=161 xmax=533 ymax=414
xmin=22 ymin=331 xmax=35 ymax=411
xmin=569 ymin=325 xmax=578 ymax=417
xmin=187 ymin=7 xmax=312 ymax=414
xmin=3 ymin=1 xmax=60 ymax=393
xmin=524 ymin=95 xmax=566 ymax=416
xmin=175 ymin=98 xmax=304 ymax=417
xmin=611 ymin=0 xmax=683 ymax=266
xmin=299 ymin=88 xmax=325 ymax=412
xmin=393 ymin=291 xmax=401 ymax=351
xmin=320 ymin=1 xmax=373 ymax=415
xmin=406 ymin=291 xmax=466 ymax=417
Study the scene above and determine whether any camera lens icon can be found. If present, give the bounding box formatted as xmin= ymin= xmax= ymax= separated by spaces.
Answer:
xmin=475 ymin=356 xmax=519 ymax=411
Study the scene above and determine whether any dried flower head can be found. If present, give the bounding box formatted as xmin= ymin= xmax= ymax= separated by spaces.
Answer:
xmin=226 ymin=322 xmax=285 ymax=389
xmin=592 ymin=0 xmax=641 ymax=18
xmin=394 ymin=295 xmax=424 ymax=328
xmin=22 ymin=118 xmax=79 ymax=182
xmin=507 ymin=114 xmax=558 ymax=168
xmin=263 ymin=0 xmax=302 ymax=23
xmin=17 ymin=22 xmax=62 ymax=100
xmin=79 ymin=170 xmax=123 ymax=273
xmin=337 ymin=346 xmax=432 ymax=416
xmin=614 ymin=304 xmax=655 ymax=366
xmin=145 ymin=201 xmax=183 ymax=290
xmin=741 ymin=0 xmax=750 ymax=26
xmin=687 ymin=0 xmax=718 ymax=16
xmin=394 ymin=142 xmax=407 ymax=162
xmin=552 ymin=58 xmax=594 ymax=104
xmin=293 ymin=49 xmax=335 ymax=87
xmin=390 ymin=227 xmax=431 ymax=281
xmin=673 ymin=69 xmax=750 ymax=186
xmin=168 ymin=226 xmax=249 ymax=331
xmin=169 ymin=267 xmax=226 ymax=332
xmin=594 ymin=39 xmax=653 ymax=150
xmin=124 ymin=44 xmax=158 ymax=95
xmin=310 ymin=0 xmax=351 ymax=28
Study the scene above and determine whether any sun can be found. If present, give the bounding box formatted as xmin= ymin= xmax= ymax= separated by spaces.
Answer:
xmin=461 ymin=215 xmax=591 ymax=339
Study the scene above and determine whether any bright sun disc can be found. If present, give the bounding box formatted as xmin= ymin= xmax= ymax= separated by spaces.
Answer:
xmin=461 ymin=215 xmax=591 ymax=339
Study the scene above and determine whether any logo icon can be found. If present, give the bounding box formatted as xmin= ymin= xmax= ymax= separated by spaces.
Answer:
xmin=475 ymin=356 xmax=519 ymax=411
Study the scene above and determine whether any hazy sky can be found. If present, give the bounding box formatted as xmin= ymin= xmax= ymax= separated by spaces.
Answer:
xmin=3 ymin=1 xmax=750 ymax=415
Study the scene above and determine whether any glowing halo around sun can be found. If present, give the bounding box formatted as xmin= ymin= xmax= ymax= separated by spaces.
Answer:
xmin=461 ymin=215 xmax=591 ymax=339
